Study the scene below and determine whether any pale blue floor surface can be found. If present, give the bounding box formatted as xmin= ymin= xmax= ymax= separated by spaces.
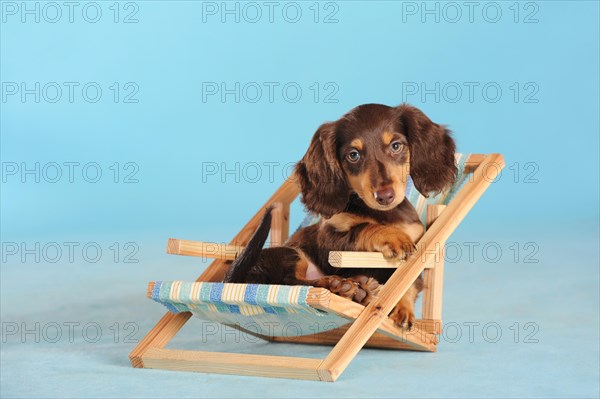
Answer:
xmin=1 ymin=224 xmax=599 ymax=398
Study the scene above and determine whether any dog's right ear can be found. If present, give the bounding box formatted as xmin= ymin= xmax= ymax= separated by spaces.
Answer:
xmin=294 ymin=122 xmax=349 ymax=217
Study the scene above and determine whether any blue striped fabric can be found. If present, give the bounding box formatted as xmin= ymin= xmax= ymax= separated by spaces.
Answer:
xmin=150 ymin=281 xmax=350 ymax=337
xmin=151 ymin=281 xmax=320 ymax=315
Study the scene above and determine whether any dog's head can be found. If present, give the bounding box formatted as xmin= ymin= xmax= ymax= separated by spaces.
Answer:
xmin=295 ymin=104 xmax=457 ymax=217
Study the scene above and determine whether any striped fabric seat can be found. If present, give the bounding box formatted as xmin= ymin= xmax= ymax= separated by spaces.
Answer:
xmin=150 ymin=154 xmax=473 ymax=337
xmin=150 ymin=281 xmax=349 ymax=337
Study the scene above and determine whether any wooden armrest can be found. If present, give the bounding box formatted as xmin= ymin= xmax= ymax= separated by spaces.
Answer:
xmin=328 ymin=251 xmax=434 ymax=269
xmin=168 ymin=240 xmax=436 ymax=269
xmin=167 ymin=239 xmax=243 ymax=260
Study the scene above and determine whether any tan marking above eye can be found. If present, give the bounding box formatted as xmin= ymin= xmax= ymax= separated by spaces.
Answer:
xmin=350 ymin=139 xmax=363 ymax=150
xmin=382 ymin=132 xmax=394 ymax=145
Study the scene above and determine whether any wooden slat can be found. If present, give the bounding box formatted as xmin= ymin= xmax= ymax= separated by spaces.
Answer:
xmin=272 ymin=325 xmax=431 ymax=350
xmin=422 ymin=205 xmax=447 ymax=325
xmin=130 ymin=177 xmax=301 ymax=367
xmin=142 ymin=348 xmax=325 ymax=381
xmin=166 ymin=239 xmax=243 ymax=260
xmin=465 ymin=153 xmax=486 ymax=173
xmin=324 ymin=293 xmax=437 ymax=351
xmin=129 ymin=312 xmax=192 ymax=368
xmin=233 ymin=317 xmax=441 ymax=348
xmin=270 ymin=202 xmax=290 ymax=247
xmin=319 ymin=153 xmax=505 ymax=381
xmin=426 ymin=205 xmax=445 ymax=229
xmin=328 ymin=251 xmax=433 ymax=269
xmin=415 ymin=319 xmax=443 ymax=335
xmin=305 ymin=287 xmax=332 ymax=308
xmin=281 ymin=204 xmax=290 ymax=243
xmin=412 ymin=319 xmax=442 ymax=335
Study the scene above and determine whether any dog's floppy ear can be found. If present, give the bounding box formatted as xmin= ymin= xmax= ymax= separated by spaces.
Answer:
xmin=295 ymin=122 xmax=349 ymax=217
xmin=397 ymin=104 xmax=457 ymax=196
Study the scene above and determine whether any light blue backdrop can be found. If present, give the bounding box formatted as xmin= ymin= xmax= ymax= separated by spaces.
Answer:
xmin=2 ymin=1 xmax=598 ymax=241
xmin=1 ymin=1 xmax=599 ymax=398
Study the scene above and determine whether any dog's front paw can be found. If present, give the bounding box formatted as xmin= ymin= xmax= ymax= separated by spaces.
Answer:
xmin=371 ymin=229 xmax=416 ymax=260
xmin=390 ymin=300 xmax=416 ymax=330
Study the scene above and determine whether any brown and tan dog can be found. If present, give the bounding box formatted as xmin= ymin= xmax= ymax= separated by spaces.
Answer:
xmin=224 ymin=103 xmax=456 ymax=328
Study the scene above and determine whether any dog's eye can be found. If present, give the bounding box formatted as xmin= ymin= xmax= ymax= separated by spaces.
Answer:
xmin=346 ymin=150 xmax=360 ymax=163
xmin=390 ymin=142 xmax=404 ymax=154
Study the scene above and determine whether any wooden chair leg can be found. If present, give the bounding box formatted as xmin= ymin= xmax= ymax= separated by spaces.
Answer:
xmin=422 ymin=205 xmax=446 ymax=334
xmin=422 ymin=259 xmax=444 ymax=334
xmin=142 ymin=348 xmax=325 ymax=381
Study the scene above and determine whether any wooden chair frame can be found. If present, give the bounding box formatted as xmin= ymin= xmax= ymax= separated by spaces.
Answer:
xmin=130 ymin=153 xmax=504 ymax=381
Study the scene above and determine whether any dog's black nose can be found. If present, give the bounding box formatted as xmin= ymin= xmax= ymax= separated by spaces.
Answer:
xmin=375 ymin=187 xmax=395 ymax=206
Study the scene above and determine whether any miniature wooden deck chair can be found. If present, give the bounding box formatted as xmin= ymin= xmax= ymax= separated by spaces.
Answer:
xmin=130 ymin=153 xmax=504 ymax=381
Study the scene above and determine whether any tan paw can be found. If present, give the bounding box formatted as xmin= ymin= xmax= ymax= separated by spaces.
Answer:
xmin=390 ymin=300 xmax=416 ymax=330
xmin=372 ymin=234 xmax=416 ymax=260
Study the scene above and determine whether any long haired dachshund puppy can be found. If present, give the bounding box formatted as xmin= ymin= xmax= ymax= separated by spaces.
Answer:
xmin=225 ymin=103 xmax=456 ymax=328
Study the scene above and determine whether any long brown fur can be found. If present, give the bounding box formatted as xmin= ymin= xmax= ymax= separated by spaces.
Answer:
xmin=225 ymin=103 xmax=456 ymax=328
